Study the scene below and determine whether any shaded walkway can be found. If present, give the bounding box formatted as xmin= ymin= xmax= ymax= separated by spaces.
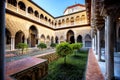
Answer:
xmin=86 ymin=49 xmax=104 ymax=80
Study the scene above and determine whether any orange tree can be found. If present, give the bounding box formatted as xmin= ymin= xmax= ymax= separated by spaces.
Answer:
xmin=56 ymin=42 xmax=73 ymax=64
xmin=71 ymin=43 xmax=83 ymax=55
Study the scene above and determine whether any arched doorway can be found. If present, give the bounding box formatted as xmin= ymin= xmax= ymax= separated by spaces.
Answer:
xmin=85 ymin=34 xmax=91 ymax=47
xmin=15 ymin=31 xmax=25 ymax=48
xmin=41 ymin=34 xmax=45 ymax=43
xmin=51 ymin=36 xmax=54 ymax=43
xmin=6 ymin=29 xmax=11 ymax=50
xmin=46 ymin=35 xmax=50 ymax=46
xmin=55 ymin=36 xmax=58 ymax=44
xmin=77 ymin=35 xmax=82 ymax=43
xmin=67 ymin=30 xmax=75 ymax=43
xmin=29 ymin=26 xmax=38 ymax=47
xmin=60 ymin=36 xmax=64 ymax=43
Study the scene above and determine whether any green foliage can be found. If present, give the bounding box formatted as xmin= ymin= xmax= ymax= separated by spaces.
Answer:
xmin=71 ymin=43 xmax=83 ymax=50
xmin=71 ymin=43 xmax=83 ymax=55
xmin=37 ymin=43 xmax=47 ymax=49
xmin=50 ymin=43 xmax=57 ymax=48
xmin=56 ymin=42 xmax=73 ymax=64
xmin=42 ymin=51 xmax=88 ymax=80
xmin=16 ymin=43 xmax=28 ymax=54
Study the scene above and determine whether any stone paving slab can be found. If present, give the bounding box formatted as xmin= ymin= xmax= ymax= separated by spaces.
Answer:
xmin=86 ymin=49 xmax=104 ymax=80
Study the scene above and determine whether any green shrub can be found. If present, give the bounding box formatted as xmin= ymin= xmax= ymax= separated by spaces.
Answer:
xmin=56 ymin=42 xmax=73 ymax=64
xmin=16 ymin=43 xmax=28 ymax=54
xmin=50 ymin=43 xmax=57 ymax=48
xmin=37 ymin=43 xmax=47 ymax=49
xmin=71 ymin=43 xmax=83 ymax=55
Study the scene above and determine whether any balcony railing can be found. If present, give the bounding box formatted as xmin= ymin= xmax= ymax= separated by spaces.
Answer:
xmin=6 ymin=3 xmax=53 ymax=28
xmin=6 ymin=3 xmax=87 ymax=29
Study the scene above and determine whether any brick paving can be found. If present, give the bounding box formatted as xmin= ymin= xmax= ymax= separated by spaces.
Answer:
xmin=86 ymin=49 xmax=104 ymax=80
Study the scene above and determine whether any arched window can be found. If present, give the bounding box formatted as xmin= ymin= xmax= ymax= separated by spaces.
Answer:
xmin=40 ymin=14 xmax=44 ymax=19
xmin=45 ymin=16 xmax=48 ymax=21
xmin=76 ymin=16 xmax=80 ymax=21
xmin=66 ymin=18 xmax=69 ymax=25
xmin=48 ymin=19 xmax=51 ymax=24
xmin=62 ymin=19 xmax=65 ymax=24
xmin=18 ymin=1 xmax=26 ymax=11
xmin=70 ymin=17 xmax=74 ymax=25
xmin=34 ymin=10 xmax=39 ymax=17
xmin=81 ymin=15 xmax=85 ymax=23
xmin=58 ymin=20 xmax=61 ymax=27
xmin=8 ymin=0 xmax=17 ymax=6
xmin=28 ymin=7 xmax=33 ymax=14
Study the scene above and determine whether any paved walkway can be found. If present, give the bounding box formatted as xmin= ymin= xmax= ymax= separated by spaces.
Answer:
xmin=6 ymin=48 xmax=55 ymax=63
xmin=86 ymin=49 xmax=104 ymax=80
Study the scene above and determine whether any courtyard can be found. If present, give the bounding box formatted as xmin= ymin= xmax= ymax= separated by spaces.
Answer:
xmin=0 ymin=0 xmax=120 ymax=80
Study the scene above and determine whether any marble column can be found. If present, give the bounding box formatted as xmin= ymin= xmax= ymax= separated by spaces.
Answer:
xmin=97 ymin=29 xmax=101 ymax=61
xmin=11 ymin=36 xmax=15 ymax=50
xmin=105 ymin=15 xmax=114 ymax=80
xmin=94 ymin=34 xmax=97 ymax=54
xmin=0 ymin=0 xmax=5 ymax=80
xmin=83 ymin=39 xmax=85 ymax=48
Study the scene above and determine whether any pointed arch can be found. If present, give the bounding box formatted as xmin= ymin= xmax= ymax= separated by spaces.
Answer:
xmin=55 ymin=36 xmax=59 ymax=44
xmin=66 ymin=30 xmax=75 ymax=43
xmin=85 ymin=34 xmax=91 ymax=47
xmin=28 ymin=25 xmax=38 ymax=47
xmin=15 ymin=30 xmax=25 ymax=48
xmin=77 ymin=35 xmax=82 ymax=43
xmin=41 ymin=34 xmax=45 ymax=43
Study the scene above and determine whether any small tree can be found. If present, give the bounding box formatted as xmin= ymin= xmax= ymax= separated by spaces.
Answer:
xmin=71 ymin=43 xmax=83 ymax=55
xmin=50 ymin=43 xmax=56 ymax=48
xmin=37 ymin=43 xmax=47 ymax=50
xmin=16 ymin=43 xmax=28 ymax=54
xmin=56 ymin=42 xmax=73 ymax=64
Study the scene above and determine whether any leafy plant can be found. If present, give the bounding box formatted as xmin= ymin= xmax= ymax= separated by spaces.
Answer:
xmin=71 ymin=43 xmax=83 ymax=55
xmin=50 ymin=43 xmax=57 ymax=48
xmin=16 ymin=43 xmax=28 ymax=54
xmin=56 ymin=42 xmax=73 ymax=64
xmin=37 ymin=43 xmax=47 ymax=49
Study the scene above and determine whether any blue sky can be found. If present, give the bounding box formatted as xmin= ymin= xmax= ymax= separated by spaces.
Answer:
xmin=33 ymin=0 xmax=85 ymax=17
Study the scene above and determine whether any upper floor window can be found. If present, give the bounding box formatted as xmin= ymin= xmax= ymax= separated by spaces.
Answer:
xmin=18 ymin=1 xmax=26 ymax=11
xmin=28 ymin=7 xmax=33 ymax=14
xmin=8 ymin=0 xmax=17 ymax=6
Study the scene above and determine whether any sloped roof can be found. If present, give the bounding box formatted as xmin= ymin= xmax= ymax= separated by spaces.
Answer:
xmin=64 ymin=4 xmax=85 ymax=13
